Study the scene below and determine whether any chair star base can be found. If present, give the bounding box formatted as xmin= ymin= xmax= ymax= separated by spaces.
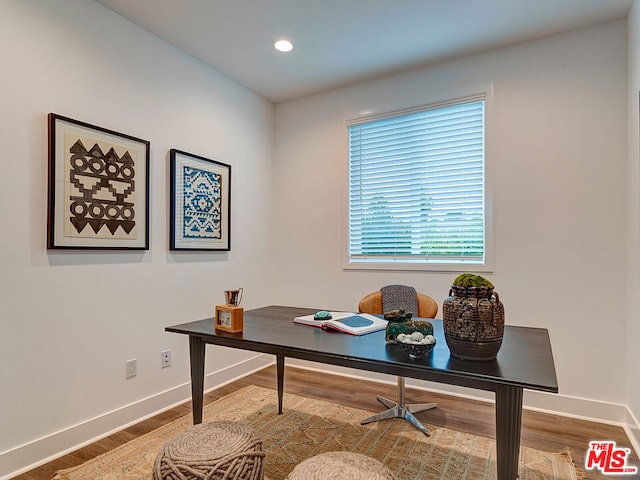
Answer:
xmin=360 ymin=378 xmax=437 ymax=436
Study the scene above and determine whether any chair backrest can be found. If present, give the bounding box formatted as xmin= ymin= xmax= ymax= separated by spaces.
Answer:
xmin=358 ymin=286 xmax=438 ymax=319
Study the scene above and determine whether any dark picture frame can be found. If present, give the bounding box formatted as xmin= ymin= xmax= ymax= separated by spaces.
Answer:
xmin=170 ymin=149 xmax=231 ymax=251
xmin=47 ymin=114 xmax=150 ymax=250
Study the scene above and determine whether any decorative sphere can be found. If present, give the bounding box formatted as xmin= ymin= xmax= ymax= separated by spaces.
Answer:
xmin=410 ymin=331 xmax=424 ymax=342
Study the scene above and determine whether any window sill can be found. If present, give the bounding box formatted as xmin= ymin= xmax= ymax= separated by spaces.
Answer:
xmin=343 ymin=259 xmax=493 ymax=273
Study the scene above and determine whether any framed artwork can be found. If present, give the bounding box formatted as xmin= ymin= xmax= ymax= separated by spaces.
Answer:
xmin=47 ymin=114 xmax=150 ymax=250
xmin=170 ymin=149 xmax=231 ymax=251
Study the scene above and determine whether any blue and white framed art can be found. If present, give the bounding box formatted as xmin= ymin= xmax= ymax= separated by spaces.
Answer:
xmin=170 ymin=149 xmax=231 ymax=251
xmin=47 ymin=113 xmax=150 ymax=250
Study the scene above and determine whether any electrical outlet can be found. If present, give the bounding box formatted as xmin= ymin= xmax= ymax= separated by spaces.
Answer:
xmin=126 ymin=359 xmax=137 ymax=379
xmin=161 ymin=349 xmax=171 ymax=368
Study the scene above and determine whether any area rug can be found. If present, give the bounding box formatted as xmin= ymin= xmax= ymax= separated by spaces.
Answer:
xmin=53 ymin=385 xmax=580 ymax=480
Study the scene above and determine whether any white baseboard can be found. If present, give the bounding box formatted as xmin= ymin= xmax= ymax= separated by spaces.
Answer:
xmin=0 ymin=354 xmax=273 ymax=480
xmin=623 ymin=407 xmax=640 ymax=459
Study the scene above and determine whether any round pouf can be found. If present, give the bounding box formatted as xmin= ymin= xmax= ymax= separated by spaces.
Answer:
xmin=153 ymin=421 xmax=264 ymax=480
xmin=285 ymin=451 xmax=395 ymax=480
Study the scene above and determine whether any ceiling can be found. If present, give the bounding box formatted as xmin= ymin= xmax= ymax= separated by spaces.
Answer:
xmin=96 ymin=0 xmax=632 ymax=103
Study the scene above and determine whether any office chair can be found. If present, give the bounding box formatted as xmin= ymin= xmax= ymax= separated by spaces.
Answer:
xmin=358 ymin=285 xmax=438 ymax=436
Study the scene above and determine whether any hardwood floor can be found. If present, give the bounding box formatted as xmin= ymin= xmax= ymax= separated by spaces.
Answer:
xmin=13 ymin=365 xmax=639 ymax=480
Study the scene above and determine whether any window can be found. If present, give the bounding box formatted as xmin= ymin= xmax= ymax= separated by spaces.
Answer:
xmin=346 ymin=94 xmax=491 ymax=270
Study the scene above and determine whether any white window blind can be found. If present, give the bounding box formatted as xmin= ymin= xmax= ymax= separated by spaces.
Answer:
xmin=348 ymin=97 xmax=486 ymax=264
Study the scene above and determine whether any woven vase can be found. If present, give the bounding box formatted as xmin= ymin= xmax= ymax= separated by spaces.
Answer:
xmin=442 ymin=286 xmax=505 ymax=361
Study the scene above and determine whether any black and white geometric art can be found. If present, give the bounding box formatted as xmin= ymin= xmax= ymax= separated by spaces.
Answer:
xmin=66 ymin=140 xmax=136 ymax=237
xmin=48 ymin=114 xmax=150 ymax=249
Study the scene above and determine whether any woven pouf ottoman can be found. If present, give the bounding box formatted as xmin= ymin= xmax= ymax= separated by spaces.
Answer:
xmin=153 ymin=421 xmax=264 ymax=480
xmin=285 ymin=451 xmax=395 ymax=480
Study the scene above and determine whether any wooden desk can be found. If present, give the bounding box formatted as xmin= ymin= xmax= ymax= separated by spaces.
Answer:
xmin=166 ymin=305 xmax=558 ymax=480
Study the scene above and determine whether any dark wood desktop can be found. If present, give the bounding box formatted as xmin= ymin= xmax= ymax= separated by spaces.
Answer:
xmin=166 ymin=305 xmax=558 ymax=480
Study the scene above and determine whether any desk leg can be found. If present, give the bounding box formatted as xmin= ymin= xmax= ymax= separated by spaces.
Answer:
xmin=495 ymin=384 xmax=524 ymax=480
xmin=277 ymin=354 xmax=285 ymax=414
xmin=189 ymin=335 xmax=206 ymax=425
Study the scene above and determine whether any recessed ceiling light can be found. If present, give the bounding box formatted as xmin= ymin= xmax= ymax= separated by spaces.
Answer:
xmin=274 ymin=39 xmax=293 ymax=53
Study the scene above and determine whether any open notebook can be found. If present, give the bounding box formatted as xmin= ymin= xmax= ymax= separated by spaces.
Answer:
xmin=293 ymin=312 xmax=387 ymax=336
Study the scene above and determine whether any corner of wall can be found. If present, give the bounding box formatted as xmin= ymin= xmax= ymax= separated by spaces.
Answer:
xmin=628 ymin=0 xmax=640 ymax=446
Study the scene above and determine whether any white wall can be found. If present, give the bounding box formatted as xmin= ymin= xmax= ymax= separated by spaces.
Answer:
xmin=627 ymin=0 xmax=640 ymax=448
xmin=273 ymin=21 xmax=628 ymax=408
xmin=0 ymin=1 xmax=274 ymax=477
